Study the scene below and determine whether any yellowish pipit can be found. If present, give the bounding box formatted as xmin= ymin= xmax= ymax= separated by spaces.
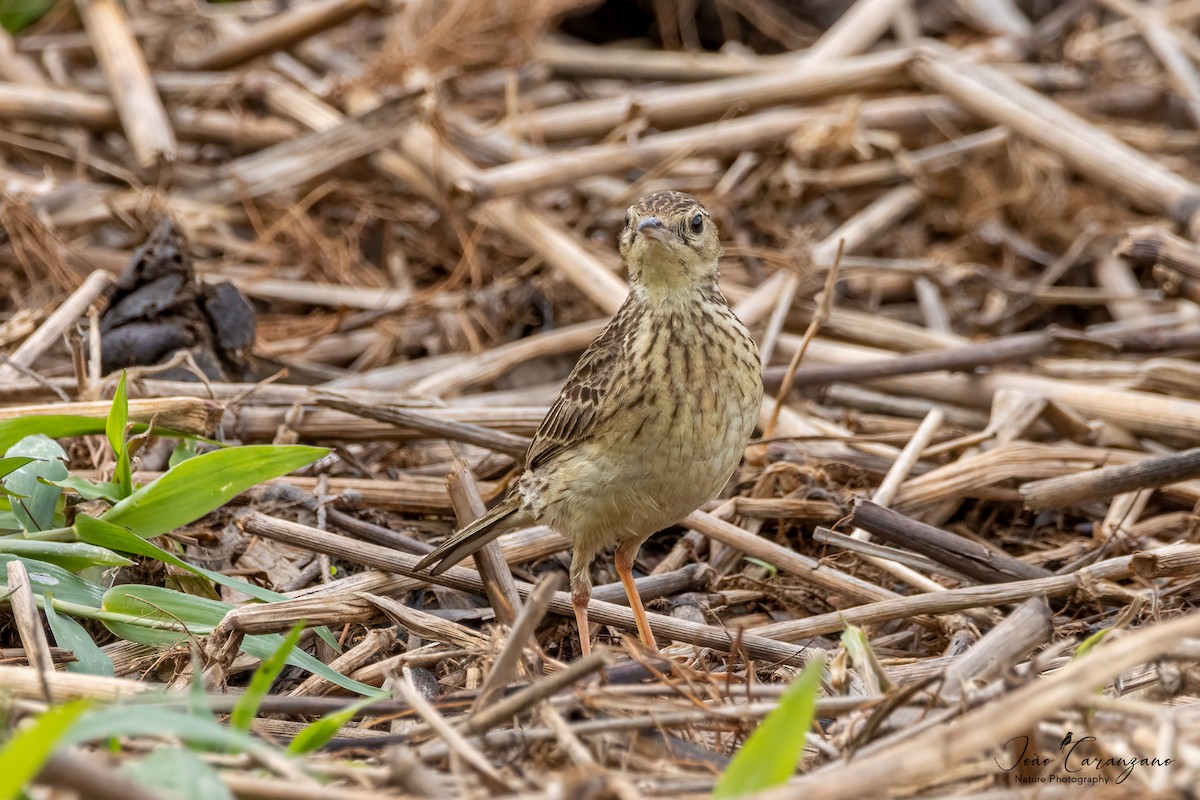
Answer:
xmin=416 ymin=191 xmax=763 ymax=655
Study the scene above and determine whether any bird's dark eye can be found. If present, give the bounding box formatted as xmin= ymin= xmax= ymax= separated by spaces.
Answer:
xmin=624 ymin=211 xmax=632 ymax=228
xmin=690 ymin=212 xmax=704 ymax=234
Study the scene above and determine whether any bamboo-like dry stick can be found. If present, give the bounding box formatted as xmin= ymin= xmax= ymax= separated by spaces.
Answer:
xmin=446 ymin=451 xmax=522 ymax=625
xmin=534 ymin=37 xmax=783 ymax=81
xmin=315 ymin=395 xmax=530 ymax=457
xmin=850 ymin=500 xmax=1053 ymax=583
xmin=910 ymin=42 xmax=1200 ymax=229
xmin=682 ymin=509 xmax=898 ymax=604
xmin=1118 ymin=225 xmax=1200 ymax=281
xmin=0 ymin=397 xmax=221 ymax=437
xmin=805 ymin=0 xmax=912 ymax=59
xmin=517 ymin=48 xmax=912 ymax=141
xmin=751 ymin=545 xmax=1200 ymax=642
xmin=0 ymin=82 xmax=295 ymax=147
xmin=228 ymin=404 xmax=546 ymax=444
xmin=0 ymin=664 xmax=158 ymax=700
xmin=462 ymin=649 xmax=608 ymax=736
xmin=76 ymin=0 xmax=175 ymax=170
xmin=472 ymin=573 xmax=563 ymax=712
xmin=0 ymin=271 xmax=111 ymax=383
xmin=773 ymin=335 xmax=1200 ymax=444
xmin=812 ymin=126 xmax=1008 ymax=189
xmin=289 ymin=627 xmax=395 ymax=698
xmin=5 ymin=561 xmax=55 ymax=702
xmin=1019 ymin=447 xmax=1200 ymax=510
xmin=765 ymin=329 xmax=1056 ymax=387
xmin=178 ymin=0 xmax=374 ymax=71
xmin=938 ymin=597 xmax=1052 ymax=702
xmin=462 ymin=96 xmax=959 ymax=201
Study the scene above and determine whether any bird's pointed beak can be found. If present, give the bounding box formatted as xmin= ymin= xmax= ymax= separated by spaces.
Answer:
xmin=637 ymin=216 xmax=672 ymax=244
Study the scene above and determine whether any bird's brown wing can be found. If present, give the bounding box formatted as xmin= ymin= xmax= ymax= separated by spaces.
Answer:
xmin=525 ymin=299 xmax=635 ymax=472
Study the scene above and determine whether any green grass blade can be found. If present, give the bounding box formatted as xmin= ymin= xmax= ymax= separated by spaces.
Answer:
xmin=52 ymin=476 xmax=124 ymax=503
xmin=0 ymin=699 xmax=90 ymax=800
xmin=230 ymin=622 xmax=305 ymax=733
xmin=42 ymin=593 xmax=116 ymax=677
xmin=713 ymin=655 xmax=826 ymax=798
xmin=101 ymin=445 xmax=328 ymax=537
xmin=106 ymin=373 xmax=132 ymax=498
xmin=287 ymin=697 xmax=378 ymax=755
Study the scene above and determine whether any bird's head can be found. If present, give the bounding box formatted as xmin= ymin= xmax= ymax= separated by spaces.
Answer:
xmin=618 ymin=191 xmax=722 ymax=293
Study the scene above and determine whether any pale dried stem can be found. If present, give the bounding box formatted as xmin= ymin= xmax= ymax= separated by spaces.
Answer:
xmin=911 ymin=42 xmax=1200 ymax=231
xmin=180 ymin=0 xmax=373 ymax=70
xmin=0 ymin=271 xmax=111 ymax=383
xmin=76 ymin=0 xmax=175 ymax=170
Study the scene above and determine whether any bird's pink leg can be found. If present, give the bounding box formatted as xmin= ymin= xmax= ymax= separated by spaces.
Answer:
xmin=572 ymin=588 xmax=592 ymax=657
xmin=615 ymin=542 xmax=658 ymax=651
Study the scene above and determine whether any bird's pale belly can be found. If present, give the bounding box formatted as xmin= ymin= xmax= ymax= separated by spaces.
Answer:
xmin=536 ymin=388 xmax=757 ymax=555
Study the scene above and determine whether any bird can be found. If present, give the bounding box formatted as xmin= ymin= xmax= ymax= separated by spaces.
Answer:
xmin=414 ymin=190 xmax=763 ymax=656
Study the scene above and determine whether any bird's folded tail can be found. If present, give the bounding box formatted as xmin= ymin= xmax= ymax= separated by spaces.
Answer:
xmin=413 ymin=495 xmax=525 ymax=575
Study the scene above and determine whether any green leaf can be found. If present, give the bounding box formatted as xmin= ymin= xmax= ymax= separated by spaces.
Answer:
xmin=52 ymin=476 xmax=124 ymax=504
xmin=0 ymin=700 xmax=90 ymax=800
xmin=714 ymin=655 xmax=826 ymax=798
xmin=3 ymin=436 xmax=68 ymax=532
xmin=100 ymin=585 xmax=383 ymax=697
xmin=107 ymin=373 xmax=132 ymax=499
xmin=0 ymin=555 xmax=105 ymax=608
xmin=288 ymin=697 xmax=379 ymax=755
xmin=106 ymin=373 xmax=129 ymax=456
xmin=101 ymin=445 xmax=328 ymax=537
xmin=43 ymin=593 xmax=115 ymax=677
xmin=0 ymin=539 xmax=132 ymax=572
xmin=231 ymin=623 xmax=304 ymax=733
xmin=0 ymin=456 xmax=35 ymax=478
xmin=121 ymin=746 xmax=233 ymax=800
